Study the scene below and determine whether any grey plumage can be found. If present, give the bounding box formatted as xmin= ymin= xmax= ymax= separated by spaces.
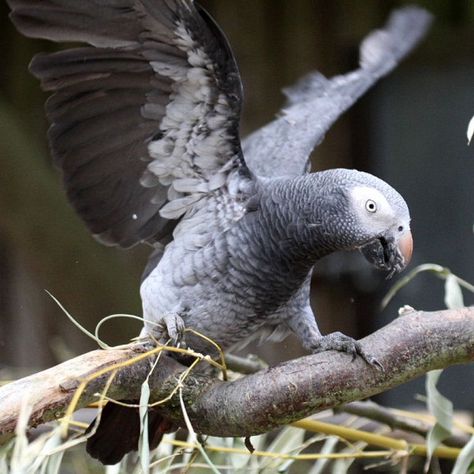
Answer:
xmin=8 ymin=0 xmax=429 ymax=465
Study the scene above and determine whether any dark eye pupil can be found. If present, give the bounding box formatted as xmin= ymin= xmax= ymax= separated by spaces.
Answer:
xmin=398 ymin=225 xmax=404 ymax=232
xmin=365 ymin=200 xmax=377 ymax=212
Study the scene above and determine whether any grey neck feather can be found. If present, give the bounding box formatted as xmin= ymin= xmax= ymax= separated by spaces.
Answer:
xmin=241 ymin=172 xmax=357 ymax=274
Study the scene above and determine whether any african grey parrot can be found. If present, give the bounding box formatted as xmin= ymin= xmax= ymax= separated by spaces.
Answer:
xmin=9 ymin=0 xmax=429 ymax=465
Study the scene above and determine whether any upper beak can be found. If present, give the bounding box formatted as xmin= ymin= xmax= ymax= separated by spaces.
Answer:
xmin=398 ymin=230 xmax=413 ymax=266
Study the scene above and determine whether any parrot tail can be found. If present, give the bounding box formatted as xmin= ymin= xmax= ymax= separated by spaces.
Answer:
xmin=85 ymin=401 xmax=175 ymax=465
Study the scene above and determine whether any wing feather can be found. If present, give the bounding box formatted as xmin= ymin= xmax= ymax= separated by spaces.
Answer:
xmin=8 ymin=0 xmax=249 ymax=247
xmin=243 ymin=6 xmax=432 ymax=178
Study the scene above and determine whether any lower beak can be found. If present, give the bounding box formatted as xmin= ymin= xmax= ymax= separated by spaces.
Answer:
xmin=359 ymin=229 xmax=414 ymax=277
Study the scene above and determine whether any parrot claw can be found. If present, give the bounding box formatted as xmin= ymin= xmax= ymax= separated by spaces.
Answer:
xmin=359 ymin=350 xmax=384 ymax=371
xmin=311 ymin=332 xmax=383 ymax=370
xmin=156 ymin=312 xmax=186 ymax=346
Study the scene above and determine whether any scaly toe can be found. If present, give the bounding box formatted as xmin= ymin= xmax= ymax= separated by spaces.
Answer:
xmin=151 ymin=313 xmax=186 ymax=346
xmin=162 ymin=313 xmax=186 ymax=346
xmin=311 ymin=332 xmax=382 ymax=370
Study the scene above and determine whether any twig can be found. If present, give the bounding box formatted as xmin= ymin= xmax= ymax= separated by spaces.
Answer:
xmin=224 ymin=354 xmax=268 ymax=375
xmin=162 ymin=438 xmax=394 ymax=461
xmin=337 ymin=401 xmax=469 ymax=448
xmin=292 ymin=419 xmax=461 ymax=460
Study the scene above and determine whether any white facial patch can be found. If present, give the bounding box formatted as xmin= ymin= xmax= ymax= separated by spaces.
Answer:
xmin=349 ymin=186 xmax=397 ymax=235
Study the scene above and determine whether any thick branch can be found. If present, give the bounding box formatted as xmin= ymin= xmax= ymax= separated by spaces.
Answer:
xmin=0 ymin=308 xmax=472 ymax=439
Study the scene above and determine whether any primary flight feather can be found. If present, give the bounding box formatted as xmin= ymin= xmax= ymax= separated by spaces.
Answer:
xmin=9 ymin=0 xmax=429 ymax=464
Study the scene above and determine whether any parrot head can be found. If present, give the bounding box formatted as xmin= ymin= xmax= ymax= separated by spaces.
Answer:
xmin=345 ymin=175 xmax=413 ymax=278
xmin=262 ymin=169 xmax=413 ymax=279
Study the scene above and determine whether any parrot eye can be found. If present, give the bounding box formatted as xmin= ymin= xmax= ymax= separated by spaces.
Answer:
xmin=365 ymin=199 xmax=377 ymax=213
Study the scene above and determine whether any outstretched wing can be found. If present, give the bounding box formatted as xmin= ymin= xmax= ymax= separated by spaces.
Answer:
xmin=9 ymin=0 xmax=248 ymax=247
xmin=243 ymin=6 xmax=432 ymax=178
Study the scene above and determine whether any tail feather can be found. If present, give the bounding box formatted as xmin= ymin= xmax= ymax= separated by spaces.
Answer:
xmin=86 ymin=401 xmax=175 ymax=465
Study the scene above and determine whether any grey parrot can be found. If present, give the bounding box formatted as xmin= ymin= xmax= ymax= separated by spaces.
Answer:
xmin=9 ymin=0 xmax=428 ymax=465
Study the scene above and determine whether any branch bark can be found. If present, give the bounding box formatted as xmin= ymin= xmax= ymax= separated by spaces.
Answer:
xmin=0 ymin=307 xmax=473 ymax=439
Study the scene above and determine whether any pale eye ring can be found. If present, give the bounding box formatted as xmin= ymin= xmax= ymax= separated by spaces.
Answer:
xmin=365 ymin=199 xmax=377 ymax=213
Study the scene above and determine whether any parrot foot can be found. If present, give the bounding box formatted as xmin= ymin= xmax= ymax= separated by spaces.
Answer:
xmin=155 ymin=312 xmax=186 ymax=347
xmin=311 ymin=332 xmax=383 ymax=370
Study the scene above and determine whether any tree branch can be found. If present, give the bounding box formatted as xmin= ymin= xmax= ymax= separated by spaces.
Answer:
xmin=0 ymin=308 xmax=472 ymax=439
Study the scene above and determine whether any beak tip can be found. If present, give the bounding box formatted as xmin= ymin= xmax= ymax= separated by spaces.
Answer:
xmin=399 ymin=231 xmax=413 ymax=266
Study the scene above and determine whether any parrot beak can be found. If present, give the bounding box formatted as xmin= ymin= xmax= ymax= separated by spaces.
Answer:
xmin=359 ymin=229 xmax=413 ymax=278
xmin=398 ymin=230 xmax=413 ymax=267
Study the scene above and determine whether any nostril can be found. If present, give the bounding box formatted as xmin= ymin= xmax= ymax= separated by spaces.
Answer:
xmin=398 ymin=225 xmax=404 ymax=232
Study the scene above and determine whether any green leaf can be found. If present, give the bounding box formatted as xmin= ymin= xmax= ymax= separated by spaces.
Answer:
xmin=178 ymin=389 xmax=220 ymax=474
xmin=260 ymin=426 xmax=305 ymax=471
xmin=139 ymin=380 xmax=151 ymax=474
xmin=308 ymin=436 xmax=339 ymax=474
xmin=425 ymin=370 xmax=453 ymax=472
xmin=467 ymin=115 xmax=474 ymax=145
xmin=10 ymin=397 xmax=34 ymax=471
xmin=46 ymin=290 xmax=109 ymax=349
xmin=331 ymin=440 xmax=368 ymax=474
xmin=38 ymin=429 xmax=64 ymax=474
xmin=44 ymin=451 xmax=65 ymax=474
xmin=0 ymin=439 xmax=13 ymax=474
xmin=444 ymin=275 xmax=465 ymax=309
xmin=228 ymin=437 xmax=256 ymax=471
xmin=382 ymin=263 xmax=474 ymax=310
xmin=452 ymin=434 xmax=474 ymax=474
xmin=194 ymin=436 xmax=233 ymax=472
xmin=381 ymin=263 xmax=445 ymax=309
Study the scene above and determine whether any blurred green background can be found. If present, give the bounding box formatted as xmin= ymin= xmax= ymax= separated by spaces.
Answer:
xmin=0 ymin=1 xmax=473 ymax=409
